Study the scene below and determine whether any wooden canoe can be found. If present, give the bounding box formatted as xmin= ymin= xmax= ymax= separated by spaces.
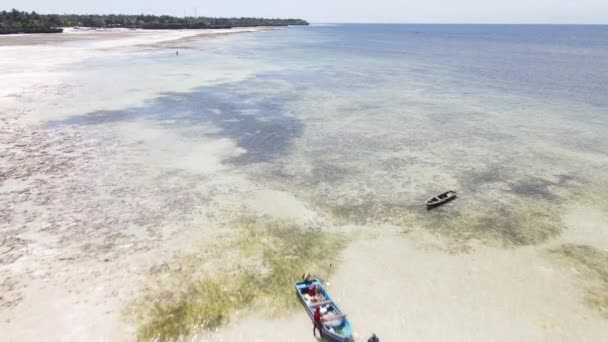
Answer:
xmin=425 ymin=190 xmax=457 ymax=207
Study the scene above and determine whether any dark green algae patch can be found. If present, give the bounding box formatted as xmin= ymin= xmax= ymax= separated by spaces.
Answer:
xmin=127 ymin=218 xmax=346 ymax=341
xmin=548 ymin=244 xmax=608 ymax=318
xmin=419 ymin=199 xmax=563 ymax=249
xmin=322 ymin=195 xmax=564 ymax=251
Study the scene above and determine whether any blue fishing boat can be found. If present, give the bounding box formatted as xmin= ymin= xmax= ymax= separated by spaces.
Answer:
xmin=295 ymin=278 xmax=352 ymax=342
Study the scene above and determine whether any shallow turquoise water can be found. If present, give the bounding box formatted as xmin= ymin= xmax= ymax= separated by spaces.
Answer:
xmin=52 ymin=25 xmax=608 ymax=242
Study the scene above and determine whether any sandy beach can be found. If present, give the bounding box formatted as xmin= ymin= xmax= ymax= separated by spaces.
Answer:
xmin=0 ymin=27 xmax=272 ymax=341
xmin=1 ymin=25 xmax=607 ymax=342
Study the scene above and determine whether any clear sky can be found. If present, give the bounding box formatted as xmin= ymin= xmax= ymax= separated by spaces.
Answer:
xmin=4 ymin=0 xmax=608 ymax=24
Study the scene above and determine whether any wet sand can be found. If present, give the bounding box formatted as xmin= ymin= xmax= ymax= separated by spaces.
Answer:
xmin=0 ymin=28 xmax=271 ymax=341
xmin=206 ymin=227 xmax=608 ymax=341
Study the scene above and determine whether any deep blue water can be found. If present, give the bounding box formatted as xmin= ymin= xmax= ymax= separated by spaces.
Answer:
xmin=227 ymin=24 xmax=608 ymax=109
xmin=71 ymin=24 xmax=608 ymax=113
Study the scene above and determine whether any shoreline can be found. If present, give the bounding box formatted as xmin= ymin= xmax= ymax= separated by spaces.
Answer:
xmin=0 ymin=26 xmax=275 ymax=47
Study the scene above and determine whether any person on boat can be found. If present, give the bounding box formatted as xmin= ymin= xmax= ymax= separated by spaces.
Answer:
xmin=313 ymin=306 xmax=344 ymax=338
xmin=304 ymin=284 xmax=324 ymax=303
xmin=313 ymin=307 xmax=323 ymax=338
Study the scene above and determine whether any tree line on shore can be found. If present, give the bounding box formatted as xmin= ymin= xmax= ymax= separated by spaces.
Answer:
xmin=0 ymin=9 xmax=309 ymax=34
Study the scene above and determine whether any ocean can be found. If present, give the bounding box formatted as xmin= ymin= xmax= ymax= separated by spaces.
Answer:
xmin=53 ymin=24 xmax=608 ymax=244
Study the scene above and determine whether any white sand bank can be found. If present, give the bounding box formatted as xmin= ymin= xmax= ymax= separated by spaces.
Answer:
xmin=211 ymin=233 xmax=608 ymax=342
xmin=560 ymin=206 xmax=608 ymax=250
xmin=330 ymin=236 xmax=607 ymax=341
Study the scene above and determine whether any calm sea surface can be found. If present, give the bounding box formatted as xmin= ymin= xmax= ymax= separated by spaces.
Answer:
xmin=56 ymin=24 xmax=608 ymax=241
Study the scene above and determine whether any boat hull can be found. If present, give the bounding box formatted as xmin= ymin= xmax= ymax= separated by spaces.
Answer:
xmin=295 ymin=279 xmax=352 ymax=342
xmin=426 ymin=190 xmax=457 ymax=207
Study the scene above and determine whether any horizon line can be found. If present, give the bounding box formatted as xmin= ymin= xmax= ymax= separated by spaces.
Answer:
xmin=312 ymin=22 xmax=608 ymax=26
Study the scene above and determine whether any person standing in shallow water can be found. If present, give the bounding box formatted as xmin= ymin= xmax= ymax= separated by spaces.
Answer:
xmin=313 ymin=307 xmax=323 ymax=338
xmin=176 ymin=50 xmax=179 ymax=56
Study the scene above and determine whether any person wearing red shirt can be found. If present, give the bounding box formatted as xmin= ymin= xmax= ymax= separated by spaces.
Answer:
xmin=313 ymin=307 xmax=323 ymax=338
